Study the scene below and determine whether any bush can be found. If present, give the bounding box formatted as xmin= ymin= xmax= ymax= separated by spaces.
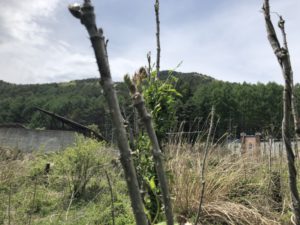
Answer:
xmin=0 ymin=137 xmax=135 ymax=224
xmin=52 ymin=136 xmax=110 ymax=198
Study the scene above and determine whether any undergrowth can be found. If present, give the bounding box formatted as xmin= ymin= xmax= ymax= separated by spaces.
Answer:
xmin=0 ymin=138 xmax=298 ymax=224
xmin=166 ymin=142 xmax=293 ymax=225
xmin=0 ymin=138 xmax=135 ymax=225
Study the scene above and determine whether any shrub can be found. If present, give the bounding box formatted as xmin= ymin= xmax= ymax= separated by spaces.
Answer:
xmin=52 ymin=136 xmax=110 ymax=198
xmin=142 ymin=71 xmax=181 ymax=142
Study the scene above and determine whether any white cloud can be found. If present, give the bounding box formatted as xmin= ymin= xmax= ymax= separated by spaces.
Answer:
xmin=0 ymin=0 xmax=98 ymax=84
xmin=0 ymin=39 xmax=96 ymax=83
xmin=0 ymin=0 xmax=299 ymax=84
xmin=110 ymin=57 xmax=145 ymax=80
xmin=0 ymin=0 xmax=61 ymax=44
xmin=159 ymin=0 xmax=300 ymax=84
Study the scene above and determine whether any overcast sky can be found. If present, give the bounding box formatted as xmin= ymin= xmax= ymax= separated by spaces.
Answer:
xmin=0 ymin=0 xmax=299 ymax=84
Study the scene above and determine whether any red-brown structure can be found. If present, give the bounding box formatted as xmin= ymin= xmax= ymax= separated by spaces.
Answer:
xmin=240 ymin=132 xmax=261 ymax=157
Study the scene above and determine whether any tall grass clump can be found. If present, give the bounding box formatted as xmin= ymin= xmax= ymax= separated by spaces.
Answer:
xmin=165 ymin=139 xmax=294 ymax=225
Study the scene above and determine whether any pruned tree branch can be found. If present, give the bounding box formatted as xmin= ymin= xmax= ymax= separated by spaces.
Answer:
xmin=125 ymin=71 xmax=174 ymax=225
xmin=68 ymin=1 xmax=148 ymax=224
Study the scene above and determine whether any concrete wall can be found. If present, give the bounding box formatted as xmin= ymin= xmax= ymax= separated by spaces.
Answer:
xmin=227 ymin=140 xmax=295 ymax=157
xmin=0 ymin=128 xmax=76 ymax=152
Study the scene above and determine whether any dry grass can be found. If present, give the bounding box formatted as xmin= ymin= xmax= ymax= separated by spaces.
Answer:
xmin=165 ymin=142 xmax=291 ymax=225
xmin=201 ymin=201 xmax=280 ymax=225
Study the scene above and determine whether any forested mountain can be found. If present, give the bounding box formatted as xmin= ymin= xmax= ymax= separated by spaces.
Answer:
xmin=0 ymin=71 xmax=298 ymax=139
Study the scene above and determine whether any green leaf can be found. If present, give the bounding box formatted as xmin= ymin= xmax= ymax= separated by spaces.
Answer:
xmin=149 ymin=177 xmax=156 ymax=191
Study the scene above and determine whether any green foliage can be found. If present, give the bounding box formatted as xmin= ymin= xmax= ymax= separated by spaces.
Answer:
xmin=133 ymin=135 xmax=154 ymax=179
xmin=155 ymin=223 xmax=179 ymax=225
xmin=142 ymin=71 xmax=182 ymax=141
xmin=0 ymin=140 xmax=135 ymax=225
xmin=128 ymin=69 xmax=182 ymax=223
xmin=0 ymin=72 xmax=296 ymax=139
xmin=0 ymin=79 xmax=128 ymax=139
xmin=132 ymin=135 xmax=161 ymax=222
xmin=190 ymin=81 xmax=283 ymax=137
xmin=52 ymin=136 xmax=109 ymax=198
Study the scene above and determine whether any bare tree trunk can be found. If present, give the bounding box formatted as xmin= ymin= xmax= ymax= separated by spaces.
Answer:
xmin=125 ymin=72 xmax=174 ymax=225
xmin=262 ymin=1 xmax=300 ymax=223
xmin=194 ymin=106 xmax=215 ymax=225
xmin=68 ymin=2 xmax=148 ymax=224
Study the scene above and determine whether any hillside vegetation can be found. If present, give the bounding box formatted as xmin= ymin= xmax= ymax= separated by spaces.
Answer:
xmin=1 ymin=72 xmax=299 ymax=139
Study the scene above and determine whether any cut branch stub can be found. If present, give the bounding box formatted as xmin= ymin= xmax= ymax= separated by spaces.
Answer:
xmin=68 ymin=3 xmax=82 ymax=19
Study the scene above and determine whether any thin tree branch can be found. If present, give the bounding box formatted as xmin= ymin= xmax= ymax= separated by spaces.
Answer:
xmin=27 ymin=176 xmax=38 ymax=225
xmin=147 ymin=51 xmax=152 ymax=77
xmin=8 ymin=182 xmax=12 ymax=225
xmin=194 ymin=106 xmax=215 ymax=225
xmin=65 ymin=191 xmax=74 ymax=221
xmin=154 ymin=0 xmax=161 ymax=77
xmin=105 ymin=171 xmax=115 ymax=225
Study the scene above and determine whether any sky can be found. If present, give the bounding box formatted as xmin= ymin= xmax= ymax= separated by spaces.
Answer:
xmin=0 ymin=0 xmax=299 ymax=84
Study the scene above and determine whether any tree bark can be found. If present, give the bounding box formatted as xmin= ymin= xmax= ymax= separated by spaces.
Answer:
xmin=279 ymin=18 xmax=300 ymax=158
xmin=262 ymin=1 xmax=300 ymax=224
xmin=68 ymin=2 xmax=148 ymax=224
xmin=125 ymin=73 xmax=174 ymax=225
xmin=292 ymin=86 xmax=299 ymax=158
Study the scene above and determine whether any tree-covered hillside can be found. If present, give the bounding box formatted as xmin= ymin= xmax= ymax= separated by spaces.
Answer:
xmin=0 ymin=79 xmax=110 ymax=131
xmin=1 ymin=72 xmax=298 ymax=139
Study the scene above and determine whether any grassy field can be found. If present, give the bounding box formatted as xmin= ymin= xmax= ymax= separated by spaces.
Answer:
xmin=0 ymin=138 xmax=297 ymax=225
